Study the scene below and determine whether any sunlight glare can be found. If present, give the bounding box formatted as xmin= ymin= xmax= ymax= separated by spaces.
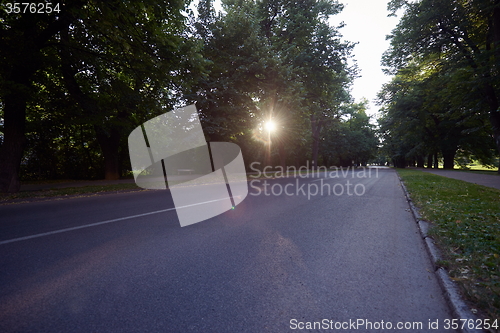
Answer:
xmin=265 ymin=120 xmax=276 ymax=132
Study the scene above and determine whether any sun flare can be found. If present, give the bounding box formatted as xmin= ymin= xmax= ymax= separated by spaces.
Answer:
xmin=265 ymin=120 xmax=276 ymax=132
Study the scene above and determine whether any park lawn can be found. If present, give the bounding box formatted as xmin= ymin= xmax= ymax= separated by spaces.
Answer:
xmin=457 ymin=163 xmax=500 ymax=176
xmin=468 ymin=165 xmax=498 ymax=171
xmin=397 ymin=169 xmax=500 ymax=320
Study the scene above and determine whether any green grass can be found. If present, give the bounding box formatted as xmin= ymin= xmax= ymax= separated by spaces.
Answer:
xmin=456 ymin=163 xmax=500 ymax=175
xmin=468 ymin=165 xmax=498 ymax=171
xmin=397 ymin=169 xmax=500 ymax=321
xmin=0 ymin=183 xmax=143 ymax=203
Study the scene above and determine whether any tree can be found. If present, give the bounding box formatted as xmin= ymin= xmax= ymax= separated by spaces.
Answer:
xmin=256 ymin=0 xmax=355 ymax=169
xmin=321 ymin=100 xmax=378 ymax=167
xmin=0 ymin=0 xmax=203 ymax=191
xmin=59 ymin=0 xmax=201 ymax=180
xmin=0 ymin=0 xmax=87 ymax=192
xmin=192 ymin=0 xmax=355 ymax=170
xmin=383 ymin=0 xmax=500 ymax=172
xmin=192 ymin=0 xmax=265 ymax=143
xmin=378 ymin=56 xmax=497 ymax=169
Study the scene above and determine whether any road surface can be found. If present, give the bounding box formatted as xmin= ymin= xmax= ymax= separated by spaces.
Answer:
xmin=0 ymin=167 xmax=456 ymax=332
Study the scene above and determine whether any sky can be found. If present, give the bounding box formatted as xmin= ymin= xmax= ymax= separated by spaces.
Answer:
xmin=210 ymin=0 xmax=401 ymax=118
xmin=329 ymin=0 xmax=400 ymax=117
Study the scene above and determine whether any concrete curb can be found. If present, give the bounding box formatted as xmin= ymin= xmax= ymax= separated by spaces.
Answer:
xmin=398 ymin=177 xmax=483 ymax=333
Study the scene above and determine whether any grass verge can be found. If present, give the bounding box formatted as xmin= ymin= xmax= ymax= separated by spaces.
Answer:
xmin=397 ymin=169 xmax=500 ymax=322
xmin=0 ymin=183 xmax=142 ymax=203
xmin=4 ymin=168 xmax=344 ymax=204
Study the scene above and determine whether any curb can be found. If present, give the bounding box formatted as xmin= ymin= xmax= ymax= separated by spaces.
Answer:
xmin=398 ymin=177 xmax=483 ymax=333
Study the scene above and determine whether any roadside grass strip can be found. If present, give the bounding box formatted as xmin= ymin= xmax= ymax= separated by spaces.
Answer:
xmin=397 ymin=169 xmax=500 ymax=320
xmin=0 ymin=183 xmax=143 ymax=202
xmin=1 ymin=168 xmax=347 ymax=203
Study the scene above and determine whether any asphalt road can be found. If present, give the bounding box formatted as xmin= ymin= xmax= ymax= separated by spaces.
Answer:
xmin=0 ymin=168 xmax=456 ymax=332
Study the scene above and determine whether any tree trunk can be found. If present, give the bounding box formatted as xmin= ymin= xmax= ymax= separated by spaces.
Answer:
xmin=488 ymin=3 xmax=500 ymax=173
xmin=442 ymin=150 xmax=456 ymax=169
xmin=95 ymin=126 xmax=121 ymax=180
xmin=60 ymin=29 xmax=124 ymax=180
xmin=426 ymin=154 xmax=433 ymax=168
xmin=481 ymin=81 xmax=500 ymax=173
xmin=322 ymin=154 xmax=329 ymax=167
xmin=0 ymin=24 xmax=41 ymax=192
xmin=0 ymin=40 xmax=40 ymax=192
xmin=416 ymin=155 xmax=425 ymax=168
xmin=0 ymin=93 xmax=27 ymax=193
xmin=311 ymin=138 xmax=319 ymax=170
xmin=433 ymin=153 xmax=439 ymax=169
xmin=278 ymin=140 xmax=286 ymax=169
xmin=393 ymin=156 xmax=406 ymax=168
xmin=489 ymin=111 xmax=500 ymax=174
xmin=0 ymin=1 xmax=83 ymax=193
xmin=310 ymin=114 xmax=323 ymax=170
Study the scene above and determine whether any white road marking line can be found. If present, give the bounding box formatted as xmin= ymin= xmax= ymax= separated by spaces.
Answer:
xmin=0 ymin=197 xmax=235 ymax=246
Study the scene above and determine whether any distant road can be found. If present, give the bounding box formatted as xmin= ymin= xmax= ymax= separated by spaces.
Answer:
xmin=0 ymin=168 xmax=456 ymax=332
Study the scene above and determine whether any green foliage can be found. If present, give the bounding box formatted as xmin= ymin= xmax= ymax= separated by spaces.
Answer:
xmin=380 ymin=0 xmax=500 ymax=171
xmin=321 ymin=100 xmax=378 ymax=166
xmin=192 ymin=0 xmax=355 ymax=168
xmin=1 ymin=0 xmax=204 ymax=181
xmin=193 ymin=0 xmax=265 ymax=141
xmin=378 ymin=60 xmax=497 ymax=168
xmin=2 ymin=0 xmax=360 ymax=184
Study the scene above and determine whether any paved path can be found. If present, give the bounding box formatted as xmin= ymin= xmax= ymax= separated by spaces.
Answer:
xmin=418 ymin=168 xmax=500 ymax=190
xmin=1 ymin=168 xmax=456 ymax=332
